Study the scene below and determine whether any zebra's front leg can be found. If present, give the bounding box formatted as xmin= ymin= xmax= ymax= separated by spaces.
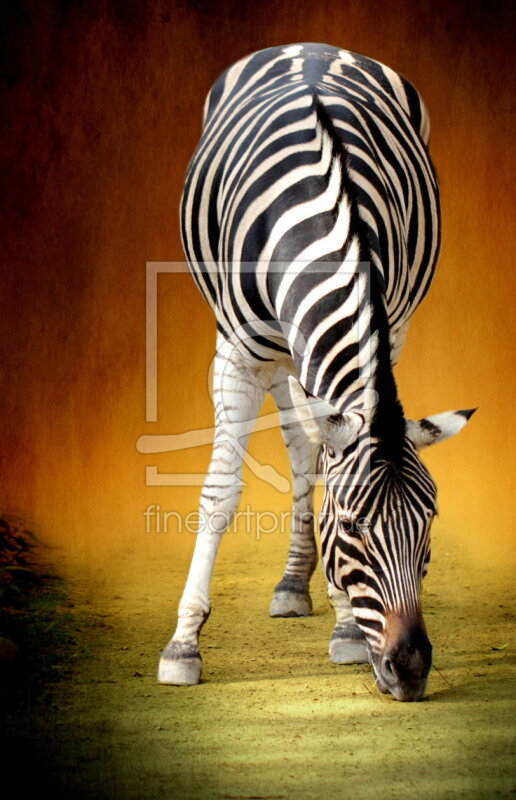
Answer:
xmin=158 ymin=345 xmax=268 ymax=685
xmin=328 ymin=584 xmax=369 ymax=664
xmin=269 ymin=371 xmax=319 ymax=618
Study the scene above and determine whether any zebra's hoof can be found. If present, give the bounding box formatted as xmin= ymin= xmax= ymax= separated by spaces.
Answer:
xmin=329 ymin=637 xmax=369 ymax=665
xmin=270 ymin=590 xmax=312 ymax=617
xmin=157 ymin=641 xmax=202 ymax=685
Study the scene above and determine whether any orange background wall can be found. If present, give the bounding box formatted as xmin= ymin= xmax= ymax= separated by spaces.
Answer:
xmin=1 ymin=0 xmax=514 ymax=575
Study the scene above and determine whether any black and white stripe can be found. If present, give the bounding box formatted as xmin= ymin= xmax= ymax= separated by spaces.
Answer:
xmin=181 ymin=43 xmax=439 ymax=377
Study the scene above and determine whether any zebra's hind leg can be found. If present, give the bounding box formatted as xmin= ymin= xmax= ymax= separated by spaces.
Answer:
xmin=158 ymin=339 xmax=271 ymax=685
xmin=269 ymin=370 xmax=318 ymax=618
xmin=328 ymin=584 xmax=369 ymax=664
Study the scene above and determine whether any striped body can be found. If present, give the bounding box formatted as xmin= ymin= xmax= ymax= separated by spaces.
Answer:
xmin=181 ymin=42 xmax=439 ymax=389
xmin=159 ymin=44 xmax=473 ymax=701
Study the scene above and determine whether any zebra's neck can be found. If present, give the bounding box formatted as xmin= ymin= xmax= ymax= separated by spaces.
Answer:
xmin=258 ymin=95 xmax=407 ymax=464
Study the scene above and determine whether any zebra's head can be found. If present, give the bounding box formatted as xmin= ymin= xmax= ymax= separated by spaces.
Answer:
xmin=288 ymin=377 xmax=475 ymax=701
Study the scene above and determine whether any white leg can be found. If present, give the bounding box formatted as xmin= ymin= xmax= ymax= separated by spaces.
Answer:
xmin=158 ymin=338 xmax=271 ymax=685
xmin=328 ymin=583 xmax=369 ymax=664
xmin=269 ymin=369 xmax=319 ymax=617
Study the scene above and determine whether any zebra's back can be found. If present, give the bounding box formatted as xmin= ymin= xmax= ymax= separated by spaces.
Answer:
xmin=181 ymin=43 xmax=440 ymax=378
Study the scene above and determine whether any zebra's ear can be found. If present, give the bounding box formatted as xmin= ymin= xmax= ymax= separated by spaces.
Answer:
xmin=406 ymin=409 xmax=477 ymax=449
xmin=287 ymin=377 xmax=363 ymax=450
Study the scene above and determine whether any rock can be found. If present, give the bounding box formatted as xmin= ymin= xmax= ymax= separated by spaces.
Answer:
xmin=0 ymin=637 xmax=20 ymax=665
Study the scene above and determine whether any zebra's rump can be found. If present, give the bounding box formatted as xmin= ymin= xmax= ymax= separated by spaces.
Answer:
xmin=180 ymin=43 xmax=440 ymax=372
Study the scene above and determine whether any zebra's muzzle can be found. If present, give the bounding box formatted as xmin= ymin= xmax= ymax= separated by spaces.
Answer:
xmin=372 ymin=616 xmax=432 ymax=702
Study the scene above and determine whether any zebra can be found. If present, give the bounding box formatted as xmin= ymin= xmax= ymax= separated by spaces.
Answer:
xmin=157 ymin=43 xmax=475 ymax=701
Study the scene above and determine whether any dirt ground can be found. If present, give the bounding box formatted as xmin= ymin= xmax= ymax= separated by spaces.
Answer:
xmin=4 ymin=526 xmax=515 ymax=800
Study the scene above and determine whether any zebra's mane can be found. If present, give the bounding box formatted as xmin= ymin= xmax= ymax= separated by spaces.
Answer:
xmin=368 ymin=270 xmax=406 ymax=470
xmin=315 ymin=99 xmax=406 ymax=469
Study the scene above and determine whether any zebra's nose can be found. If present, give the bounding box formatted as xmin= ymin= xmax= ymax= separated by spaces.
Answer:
xmin=377 ymin=624 xmax=432 ymax=701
